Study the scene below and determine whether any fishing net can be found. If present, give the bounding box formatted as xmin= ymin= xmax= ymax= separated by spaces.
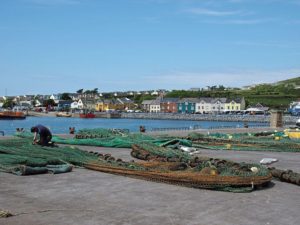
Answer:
xmin=0 ymin=135 xmax=272 ymax=192
xmin=268 ymin=167 xmax=300 ymax=186
xmin=75 ymin=128 xmax=130 ymax=139
xmin=86 ymin=154 xmax=271 ymax=193
xmin=188 ymin=131 xmax=300 ymax=152
xmin=0 ymin=138 xmax=97 ymax=175
xmin=127 ymin=143 xmax=272 ymax=192
xmin=15 ymin=129 xmax=192 ymax=148
xmin=5 ymin=128 xmax=276 ymax=192
xmin=131 ymin=143 xmax=191 ymax=162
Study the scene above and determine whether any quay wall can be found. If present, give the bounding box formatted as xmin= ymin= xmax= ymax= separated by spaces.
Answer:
xmin=121 ymin=113 xmax=298 ymax=124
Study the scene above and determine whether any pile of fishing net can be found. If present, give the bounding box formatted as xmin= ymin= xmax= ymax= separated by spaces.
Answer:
xmin=15 ymin=128 xmax=192 ymax=148
xmin=75 ymin=128 xmax=130 ymax=139
xmin=112 ymin=142 xmax=272 ymax=192
xmin=0 ymin=138 xmax=98 ymax=175
xmin=131 ymin=143 xmax=191 ymax=162
xmin=188 ymin=131 xmax=300 ymax=152
xmin=1 ymin=135 xmax=273 ymax=192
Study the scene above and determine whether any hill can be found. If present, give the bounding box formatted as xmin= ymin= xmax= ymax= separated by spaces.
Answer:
xmin=274 ymin=76 xmax=300 ymax=86
xmin=165 ymin=76 xmax=300 ymax=110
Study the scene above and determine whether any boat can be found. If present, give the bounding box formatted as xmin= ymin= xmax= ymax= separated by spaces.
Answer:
xmin=0 ymin=111 xmax=26 ymax=120
xmin=79 ymin=112 xmax=95 ymax=118
xmin=56 ymin=112 xmax=72 ymax=117
xmin=285 ymin=129 xmax=300 ymax=139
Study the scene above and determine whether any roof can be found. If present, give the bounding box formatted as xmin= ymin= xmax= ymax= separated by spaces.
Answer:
xmin=198 ymin=97 xmax=213 ymax=103
xmin=178 ymin=98 xmax=199 ymax=103
xmin=161 ymin=98 xmax=179 ymax=103
xmin=58 ymin=100 xmax=73 ymax=105
xmin=211 ymin=98 xmax=227 ymax=104
xmin=141 ymin=100 xmax=155 ymax=105
xmin=118 ymin=97 xmax=134 ymax=104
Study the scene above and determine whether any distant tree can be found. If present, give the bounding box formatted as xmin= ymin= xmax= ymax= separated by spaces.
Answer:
xmin=92 ymin=88 xmax=98 ymax=95
xmin=218 ymin=85 xmax=226 ymax=91
xmin=91 ymin=88 xmax=98 ymax=99
xmin=61 ymin=93 xmax=72 ymax=100
xmin=43 ymin=99 xmax=55 ymax=107
xmin=84 ymin=90 xmax=92 ymax=94
xmin=2 ymin=99 xmax=15 ymax=109
xmin=76 ymin=89 xmax=84 ymax=94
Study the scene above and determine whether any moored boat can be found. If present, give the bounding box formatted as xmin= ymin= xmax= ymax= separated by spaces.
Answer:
xmin=79 ymin=112 xmax=96 ymax=118
xmin=0 ymin=111 xmax=26 ymax=120
xmin=56 ymin=112 xmax=72 ymax=117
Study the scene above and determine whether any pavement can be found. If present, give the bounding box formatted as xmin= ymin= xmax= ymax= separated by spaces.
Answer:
xmin=1 ymin=142 xmax=300 ymax=225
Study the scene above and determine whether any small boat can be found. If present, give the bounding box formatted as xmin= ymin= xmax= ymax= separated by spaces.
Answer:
xmin=285 ymin=130 xmax=300 ymax=139
xmin=79 ymin=112 xmax=95 ymax=118
xmin=0 ymin=111 xmax=26 ymax=120
xmin=56 ymin=112 xmax=72 ymax=117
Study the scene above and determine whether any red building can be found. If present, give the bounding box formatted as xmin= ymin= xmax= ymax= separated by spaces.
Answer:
xmin=160 ymin=98 xmax=179 ymax=113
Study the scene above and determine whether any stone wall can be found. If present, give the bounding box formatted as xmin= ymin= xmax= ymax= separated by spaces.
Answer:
xmin=121 ymin=113 xmax=297 ymax=124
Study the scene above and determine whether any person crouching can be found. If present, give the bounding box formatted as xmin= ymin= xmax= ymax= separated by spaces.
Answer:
xmin=31 ymin=124 xmax=52 ymax=146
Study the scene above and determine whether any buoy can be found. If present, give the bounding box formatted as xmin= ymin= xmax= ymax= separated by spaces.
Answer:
xmin=251 ymin=167 xmax=259 ymax=173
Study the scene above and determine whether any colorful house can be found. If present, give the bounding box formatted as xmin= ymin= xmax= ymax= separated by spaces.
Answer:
xmin=95 ymin=98 xmax=134 ymax=111
xmin=160 ymin=98 xmax=179 ymax=113
xmin=149 ymin=99 xmax=161 ymax=113
xmin=224 ymin=97 xmax=245 ymax=112
xmin=195 ymin=97 xmax=213 ymax=114
xmin=141 ymin=100 xmax=154 ymax=112
xmin=177 ymin=98 xmax=198 ymax=114
xmin=211 ymin=98 xmax=227 ymax=114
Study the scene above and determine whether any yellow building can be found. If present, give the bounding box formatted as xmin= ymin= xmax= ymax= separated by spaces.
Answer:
xmin=95 ymin=98 xmax=135 ymax=111
xmin=224 ymin=98 xmax=245 ymax=111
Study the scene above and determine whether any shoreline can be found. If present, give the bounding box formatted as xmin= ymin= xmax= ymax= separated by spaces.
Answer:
xmin=26 ymin=111 xmax=298 ymax=124
xmin=0 ymin=127 xmax=284 ymax=140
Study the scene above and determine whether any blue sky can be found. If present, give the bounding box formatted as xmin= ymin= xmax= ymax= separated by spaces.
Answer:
xmin=1 ymin=0 xmax=300 ymax=95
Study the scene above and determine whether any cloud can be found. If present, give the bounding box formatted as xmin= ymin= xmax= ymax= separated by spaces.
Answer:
xmin=185 ymin=8 xmax=243 ymax=16
xmin=26 ymin=0 xmax=80 ymax=5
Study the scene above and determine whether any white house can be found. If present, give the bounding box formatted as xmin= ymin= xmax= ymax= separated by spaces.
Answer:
xmin=71 ymin=101 xmax=79 ymax=109
xmin=34 ymin=100 xmax=42 ymax=107
xmin=195 ymin=98 xmax=212 ymax=114
xmin=77 ymin=99 xmax=84 ymax=109
xmin=50 ymin=94 xmax=59 ymax=104
xmin=149 ymin=99 xmax=161 ymax=113
xmin=211 ymin=98 xmax=227 ymax=114
xmin=141 ymin=100 xmax=153 ymax=112
xmin=151 ymin=91 xmax=158 ymax=96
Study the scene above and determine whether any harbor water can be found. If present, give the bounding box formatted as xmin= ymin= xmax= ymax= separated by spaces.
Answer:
xmin=0 ymin=117 xmax=267 ymax=136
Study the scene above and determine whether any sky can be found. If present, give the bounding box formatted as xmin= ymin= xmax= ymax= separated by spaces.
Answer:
xmin=0 ymin=0 xmax=300 ymax=96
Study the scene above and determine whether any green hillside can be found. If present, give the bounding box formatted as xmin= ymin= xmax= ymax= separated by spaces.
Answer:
xmin=165 ymin=76 xmax=300 ymax=110
xmin=275 ymin=77 xmax=300 ymax=86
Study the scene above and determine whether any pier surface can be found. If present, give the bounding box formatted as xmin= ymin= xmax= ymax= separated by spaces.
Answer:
xmin=1 ymin=141 xmax=300 ymax=225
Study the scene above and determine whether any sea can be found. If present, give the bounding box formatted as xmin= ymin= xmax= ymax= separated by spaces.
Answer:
xmin=0 ymin=117 xmax=267 ymax=136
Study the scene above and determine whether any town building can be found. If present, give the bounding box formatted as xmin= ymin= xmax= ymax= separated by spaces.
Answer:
xmin=177 ymin=98 xmax=198 ymax=114
xmin=160 ymin=98 xmax=179 ymax=113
